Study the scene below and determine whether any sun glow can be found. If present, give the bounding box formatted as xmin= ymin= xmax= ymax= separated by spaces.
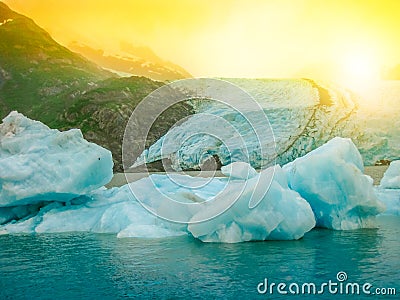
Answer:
xmin=3 ymin=0 xmax=400 ymax=79
xmin=339 ymin=50 xmax=381 ymax=91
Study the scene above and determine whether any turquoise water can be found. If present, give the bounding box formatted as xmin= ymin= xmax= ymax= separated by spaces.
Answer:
xmin=1 ymin=216 xmax=399 ymax=299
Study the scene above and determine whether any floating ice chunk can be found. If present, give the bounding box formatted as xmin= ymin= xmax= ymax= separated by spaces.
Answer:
xmin=221 ymin=161 xmax=258 ymax=179
xmin=374 ymin=187 xmax=400 ymax=216
xmin=283 ymin=137 xmax=385 ymax=230
xmin=35 ymin=186 xmax=157 ymax=234
xmin=380 ymin=160 xmax=400 ymax=189
xmin=376 ymin=161 xmax=400 ymax=215
xmin=0 ymin=184 xmax=185 ymax=237
xmin=0 ymin=111 xmax=113 ymax=207
xmin=126 ymin=163 xmax=315 ymax=242
xmin=1 ymin=162 xmax=315 ymax=241
xmin=3 ymin=131 xmax=387 ymax=240
xmin=187 ymin=166 xmax=316 ymax=242
xmin=0 ymin=202 xmax=63 ymax=234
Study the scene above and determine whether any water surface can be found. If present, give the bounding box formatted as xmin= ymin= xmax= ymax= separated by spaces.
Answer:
xmin=1 ymin=216 xmax=399 ymax=299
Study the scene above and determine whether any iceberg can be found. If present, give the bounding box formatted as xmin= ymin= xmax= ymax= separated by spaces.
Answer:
xmin=374 ymin=161 xmax=400 ymax=216
xmin=187 ymin=165 xmax=316 ymax=242
xmin=0 ymin=185 xmax=184 ymax=236
xmin=283 ymin=137 xmax=385 ymax=230
xmin=0 ymin=111 xmax=390 ymax=241
xmin=0 ymin=164 xmax=316 ymax=242
xmin=118 ymin=162 xmax=316 ymax=242
xmin=0 ymin=111 xmax=113 ymax=207
xmin=374 ymin=188 xmax=400 ymax=216
xmin=380 ymin=160 xmax=400 ymax=189
xmin=220 ymin=161 xmax=259 ymax=179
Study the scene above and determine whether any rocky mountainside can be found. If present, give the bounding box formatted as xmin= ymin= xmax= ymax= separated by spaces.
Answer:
xmin=69 ymin=41 xmax=192 ymax=82
xmin=0 ymin=2 xmax=112 ymax=122
xmin=53 ymin=77 xmax=193 ymax=171
xmin=0 ymin=2 xmax=194 ymax=171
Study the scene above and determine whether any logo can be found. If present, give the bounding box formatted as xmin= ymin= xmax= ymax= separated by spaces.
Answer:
xmin=122 ymin=78 xmax=277 ymax=223
xmin=257 ymin=272 xmax=397 ymax=296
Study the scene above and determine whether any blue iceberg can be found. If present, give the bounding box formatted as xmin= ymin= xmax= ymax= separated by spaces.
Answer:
xmin=283 ymin=137 xmax=385 ymax=230
xmin=374 ymin=160 xmax=400 ymax=216
xmin=0 ymin=111 xmax=113 ymax=207
xmin=0 ymin=113 xmax=387 ymax=242
xmin=0 ymin=165 xmax=316 ymax=242
xmin=380 ymin=160 xmax=400 ymax=189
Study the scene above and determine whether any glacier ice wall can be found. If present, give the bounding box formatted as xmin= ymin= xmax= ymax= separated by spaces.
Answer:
xmin=133 ymin=79 xmax=400 ymax=171
xmin=133 ymin=79 xmax=356 ymax=170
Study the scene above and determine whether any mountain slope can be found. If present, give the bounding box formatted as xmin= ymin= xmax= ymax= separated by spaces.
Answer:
xmin=0 ymin=2 xmax=113 ymax=123
xmin=54 ymin=76 xmax=194 ymax=171
xmin=69 ymin=41 xmax=192 ymax=82
xmin=0 ymin=2 xmax=194 ymax=171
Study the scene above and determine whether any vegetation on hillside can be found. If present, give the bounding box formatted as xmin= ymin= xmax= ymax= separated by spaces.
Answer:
xmin=0 ymin=2 xmax=194 ymax=171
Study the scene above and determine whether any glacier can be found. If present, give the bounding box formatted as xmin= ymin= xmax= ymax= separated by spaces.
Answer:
xmin=283 ymin=137 xmax=385 ymax=230
xmin=0 ymin=111 xmax=113 ymax=208
xmin=133 ymin=79 xmax=400 ymax=171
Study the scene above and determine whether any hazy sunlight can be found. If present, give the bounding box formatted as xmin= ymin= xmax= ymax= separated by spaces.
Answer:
xmin=3 ymin=0 xmax=400 ymax=81
xmin=340 ymin=51 xmax=380 ymax=91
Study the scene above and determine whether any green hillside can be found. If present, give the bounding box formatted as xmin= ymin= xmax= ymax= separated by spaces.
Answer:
xmin=0 ymin=2 xmax=194 ymax=171
xmin=0 ymin=2 xmax=113 ymax=122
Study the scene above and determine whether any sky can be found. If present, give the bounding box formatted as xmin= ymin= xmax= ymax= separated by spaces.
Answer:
xmin=4 ymin=0 xmax=400 ymax=83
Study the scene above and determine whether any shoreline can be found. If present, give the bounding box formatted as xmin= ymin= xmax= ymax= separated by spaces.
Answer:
xmin=106 ymin=165 xmax=389 ymax=188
